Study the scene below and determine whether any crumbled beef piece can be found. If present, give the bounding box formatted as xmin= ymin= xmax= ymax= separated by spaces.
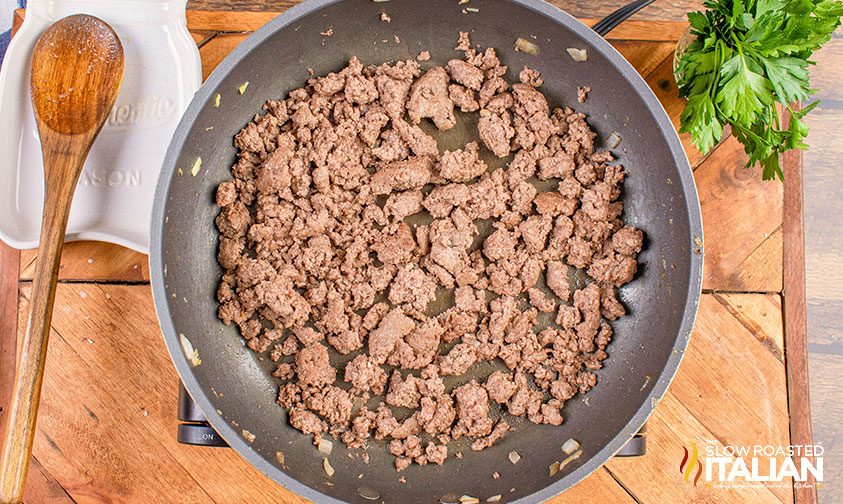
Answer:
xmin=506 ymin=372 xmax=543 ymax=418
xmin=588 ymin=252 xmax=638 ymax=287
xmin=601 ymin=286 xmax=626 ymax=320
xmin=216 ymin=181 xmax=237 ymax=207
xmin=423 ymin=183 xmax=471 ymax=218
xmin=537 ymin=153 xmax=575 ymax=180
xmin=429 ymin=216 xmax=475 ymax=276
xmin=531 ymin=192 xmax=562 ymax=217
xmin=293 ymin=326 xmax=323 ymax=346
xmin=393 ymin=118 xmax=440 ymax=157
xmin=389 ymin=264 xmax=437 ymax=311
xmin=438 ymin=142 xmax=488 ymax=182
xmin=528 ymin=288 xmax=556 ymax=313
xmin=452 ymin=33 xmax=470 ymax=53
xmin=478 ymin=110 xmax=515 ymax=158
xmin=289 ymin=407 xmax=326 ymax=435
xmin=407 ymin=66 xmax=456 ymax=130
xmin=295 ymin=343 xmax=336 ymax=387
xmin=438 ymin=343 xmax=478 ymax=376
xmin=372 ymin=222 xmax=417 ymax=265
xmin=566 ymin=236 xmax=594 ymax=269
xmin=612 ymin=226 xmax=644 ymax=256
xmin=573 ymin=284 xmax=601 ymax=351
xmin=417 ymin=50 xmax=430 ymax=61
xmin=304 ymin=385 xmax=353 ymax=426
xmin=386 ymin=371 xmax=423 ymax=408
xmin=423 ymin=443 xmax=448 ymax=465
xmin=384 ymin=191 xmax=423 ymax=220
xmin=369 ymin=308 xmax=416 ymax=364
xmin=545 ymin=260 xmax=570 ymax=301
xmin=449 ymin=84 xmax=479 ymax=112
xmin=470 ymin=420 xmax=510 ymax=451
xmin=345 ymin=354 xmax=388 ymax=394
xmin=371 ymin=156 xmax=433 ymax=195
xmin=416 ymin=395 xmax=456 ymax=434
xmin=519 ymin=215 xmax=552 ymax=252
xmin=452 ymin=381 xmax=494 ymax=439
xmin=328 ymin=329 xmax=363 ymax=355
xmin=540 ymin=400 xmax=564 ymax=425
xmin=519 ymin=66 xmax=543 ymax=87
xmin=483 ymin=227 xmax=518 ymax=262
xmin=577 ymin=85 xmax=591 ymax=103
xmin=393 ymin=319 xmax=444 ymax=369
xmin=448 ymin=59 xmax=484 ymax=90
xmin=485 ymin=370 xmax=517 ymax=403
xmin=273 ymin=362 xmax=295 ymax=380
xmin=375 ymin=60 xmax=420 ymax=116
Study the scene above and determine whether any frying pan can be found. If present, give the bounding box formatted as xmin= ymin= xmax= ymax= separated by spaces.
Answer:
xmin=149 ymin=0 xmax=704 ymax=502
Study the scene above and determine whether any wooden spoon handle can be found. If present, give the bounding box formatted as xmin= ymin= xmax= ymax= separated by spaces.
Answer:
xmin=0 ymin=157 xmax=80 ymax=504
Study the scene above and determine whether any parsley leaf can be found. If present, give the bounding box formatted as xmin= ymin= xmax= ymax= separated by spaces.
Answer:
xmin=677 ymin=0 xmax=842 ymax=180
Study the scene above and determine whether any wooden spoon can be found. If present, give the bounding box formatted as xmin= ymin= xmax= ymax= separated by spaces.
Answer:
xmin=0 ymin=14 xmax=123 ymax=504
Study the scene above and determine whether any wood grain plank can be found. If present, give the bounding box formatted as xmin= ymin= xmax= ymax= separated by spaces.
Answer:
xmin=606 ymin=293 xmax=792 ymax=504
xmin=711 ymin=293 xmax=784 ymax=361
xmin=18 ymin=243 xmax=148 ymax=283
xmin=782 ymin=107 xmax=817 ymax=504
xmin=198 ymin=33 xmax=250 ymax=81
xmin=694 ymin=137 xmax=783 ymax=293
xmin=549 ymin=467 xmax=637 ymax=504
xmin=23 ymin=457 xmax=75 ymax=504
xmin=0 ymin=242 xmax=20 ymax=436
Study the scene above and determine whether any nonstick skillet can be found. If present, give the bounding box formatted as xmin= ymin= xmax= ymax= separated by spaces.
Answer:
xmin=149 ymin=0 xmax=704 ymax=502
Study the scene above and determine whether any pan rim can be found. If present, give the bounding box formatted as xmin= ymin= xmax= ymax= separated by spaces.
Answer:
xmin=150 ymin=0 xmax=704 ymax=502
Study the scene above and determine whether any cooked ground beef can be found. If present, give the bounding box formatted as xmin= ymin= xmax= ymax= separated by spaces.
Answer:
xmin=214 ymin=33 xmax=643 ymax=472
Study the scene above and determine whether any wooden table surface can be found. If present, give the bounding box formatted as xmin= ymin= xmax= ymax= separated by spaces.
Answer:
xmin=0 ymin=1 xmax=825 ymax=502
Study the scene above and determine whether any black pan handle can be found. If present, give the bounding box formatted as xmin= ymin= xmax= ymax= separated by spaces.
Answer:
xmin=615 ymin=423 xmax=647 ymax=457
xmin=592 ymin=0 xmax=657 ymax=37
xmin=177 ymin=382 xmax=228 ymax=447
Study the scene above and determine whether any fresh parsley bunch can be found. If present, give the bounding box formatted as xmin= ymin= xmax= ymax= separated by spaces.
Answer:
xmin=676 ymin=0 xmax=843 ymax=180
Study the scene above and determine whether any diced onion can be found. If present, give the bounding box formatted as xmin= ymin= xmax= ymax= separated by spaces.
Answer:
xmin=190 ymin=156 xmax=202 ymax=177
xmin=508 ymin=450 xmax=521 ymax=464
xmin=460 ymin=496 xmax=480 ymax=504
xmin=487 ymin=496 xmax=502 ymax=503
xmin=515 ymin=38 xmax=540 ymax=56
xmin=567 ymin=47 xmax=588 ymax=62
xmin=608 ymin=132 xmax=622 ymax=149
xmin=318 ymin=438 xmax=333 ymax=455
xmin=179 ymin=334 xmax=202 ymax=366
xmin=323 ymin=458 xmax=335 ymax=477
xmin=562 ymin=438 xmax=580 ymax=455
xmin=559 ymin=449 xmax=583 ymax=471
xmin=358 ymin=487 xmax=380 ymax=500
xmin=549 ymin=461 xmax=561 ymax=476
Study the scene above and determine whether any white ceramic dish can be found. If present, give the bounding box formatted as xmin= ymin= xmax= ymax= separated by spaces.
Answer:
xmin=0 ymin=0 xmax=201 ymax=253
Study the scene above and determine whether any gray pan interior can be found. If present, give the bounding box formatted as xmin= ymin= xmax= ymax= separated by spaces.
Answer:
xmin=149 ymin=0 xmax=704 ymax=502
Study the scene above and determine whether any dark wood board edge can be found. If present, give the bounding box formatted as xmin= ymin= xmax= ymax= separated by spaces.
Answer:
xmin=14 ymin=9 xmax=689 ymax=42
xmin=782 ymin=107 xmax=817 ymax=504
